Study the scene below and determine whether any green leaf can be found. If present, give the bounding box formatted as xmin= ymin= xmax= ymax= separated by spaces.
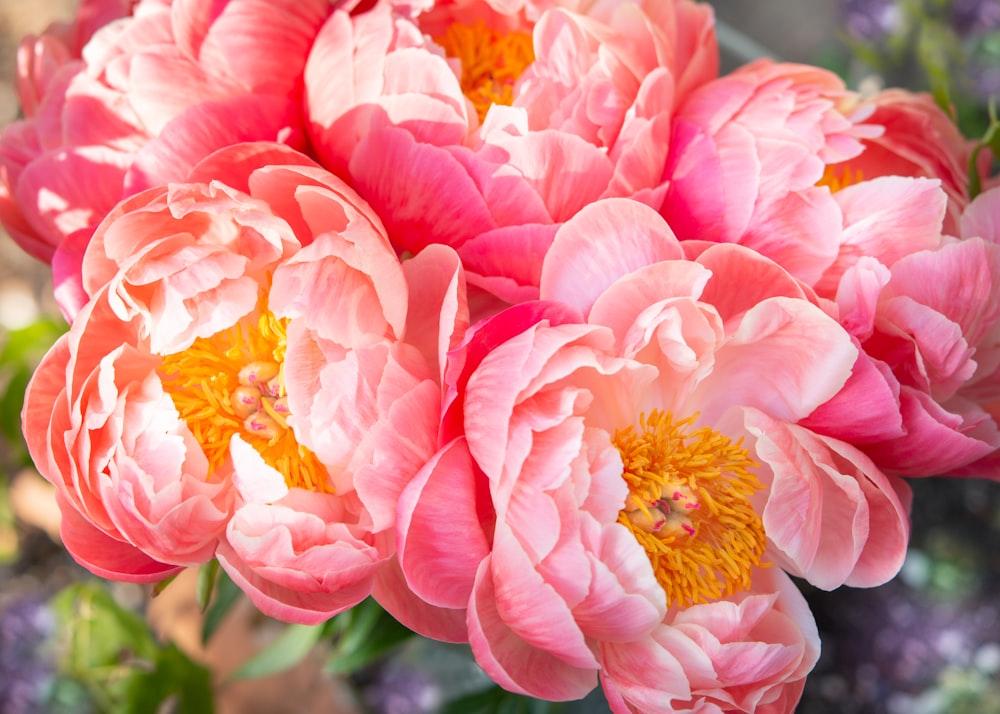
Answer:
xmin=229 ymin=623 xmax=326 ymax=681
xmin=439 ymin=686 xmax=510 ymax=714
xmin=968 ymin=101 xmax=1000 ymax=200
xmin=49 ymin=581 xmax=161 ymax=711
xmin=325 ymin=598 xmax=413 ymax=674
xmin=0 ymin=317 xmax=66 ymax=367
xmin=152 ymin=573 xmax=179 ymax=598
xmin=201 ymin=567 xmax=242 ymax=644
xmin=197 ymin=560 xmax=220 ymax=612
xmin=123 ymin=643 xmax=215 ymax=714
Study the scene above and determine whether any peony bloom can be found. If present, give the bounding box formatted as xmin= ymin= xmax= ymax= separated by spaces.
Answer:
xmin=660 ymin=59 xmax=883 ymax=286
xmin=824 ymin=89 xmax=983 ymax=235
xmin=22 ymin=143 xmax=468 ymax=624
xmin=813 ymin=181 xmax=1000 ymax=478
xmin=0 ymin=0 xmax=331 ymax=319
xmin=383 ymin=199 xmax=910 ymax=710
xmin=304 ymin=0 xmax=717 ymax=303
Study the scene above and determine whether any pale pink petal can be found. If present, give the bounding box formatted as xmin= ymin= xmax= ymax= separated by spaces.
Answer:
xmin=468 ymin=556 xmax=599 ymax=700
xmin=540 ymin=198 xmax=683 ymax=317
xmin=695 ymin=298 xmax=857 ymax=423
xmin=746 ymin=410 xmax=910 ymax=588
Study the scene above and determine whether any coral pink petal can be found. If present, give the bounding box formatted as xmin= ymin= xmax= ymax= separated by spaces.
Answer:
xmin=348 ymin=128 xmax=497 ymax=254
xmin=125 ymin=95 xmax=304 ymax=192
xmin=185 ymin=141 xmax=320 ymax=192
xmin=887 ymin=237 xmax=1000 ymax=348
xmin=457 ymin=223 xmax=559 ymax=305
xmin=540 ymin=198 xmax=683 ymax=317
xmin=698 ymin=298 xmax=857 ymax=423
xmin=748 ymin=412 xmax=909 ymax=589
xmin=961 ymin=185 xmax=1000 ymax=243
xmin=468 ymin=556 xmax=598 ymax=700
xmin=372 ymin=558 xmax=470 ymax=643
xmin=587 ymin=259 xmax=713 ymax=351
xmin=693 ymin=243 xmax=810 ymax=322
xmin=402 ymin=244 xmax=469 ymax=385
xmin=489 ymin=526 xmax=600 ymax=670
xmin=441 ymin=300 xmax=584 ymax=441
xmin=865 ymin=388 xmax=1000 ymax=476
xmin=800 ymin=349 xmax=904 ymax=444
xmin=58 ymin=493 xmax=183 ymax=583
xmin=15 ymin=145 xmax=130 ymax=252
xmin=397 ymin=438 xmax=490 ymax=609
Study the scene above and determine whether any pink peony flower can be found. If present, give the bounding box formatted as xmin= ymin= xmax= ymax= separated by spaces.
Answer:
xmin=383 ymin=199 xmax=910 ymax=710
xmin=0 ymin=0 xmax=332 ymax=319
xmin=813 ymin=181 xmax=1000 ymax=478
xmin=660 ymin=59 xmax=883 ymax=285
xmin=304 ymin=0 xmax=717 ymax=303
xmin=829 ymin=89 xmax=983 ymax=235
xmin=22 ymin=142 xmax=468 ymax=624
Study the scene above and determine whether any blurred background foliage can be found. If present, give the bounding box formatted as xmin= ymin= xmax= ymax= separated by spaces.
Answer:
xmin=0 ymin=0 xmax=999 ymax=712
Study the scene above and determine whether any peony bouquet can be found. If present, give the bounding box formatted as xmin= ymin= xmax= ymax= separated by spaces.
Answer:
xmin=3 ymin=0 xmax=999 ymax=711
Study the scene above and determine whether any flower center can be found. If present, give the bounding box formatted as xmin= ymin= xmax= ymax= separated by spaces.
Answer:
xmin=435 ymin=21 xmax=534 ymax=123
xmin=613 ymin=410 xmax=766 ymax=608
xmin=158 ymin=305 xmax=330 ymax=494
xmin=817 ymin=162 xmax=864 ymax=192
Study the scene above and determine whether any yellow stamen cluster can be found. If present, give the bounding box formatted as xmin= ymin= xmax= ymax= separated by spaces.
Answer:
xmin=158 ymin=305 xmax=331 ymax=494
xmin=817 ymin=162 xmax=864 ymax=193
xmin=435 ymin=21 xmax=535 ymax=123
xmin=613 ymin=410 xmax=767 ymax=608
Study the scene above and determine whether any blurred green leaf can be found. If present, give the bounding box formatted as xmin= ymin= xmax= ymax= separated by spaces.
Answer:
xmin=50 ymin=581 xmax=164 ymax=711
xmin=326 ymin=598 xmax=413 ymax=675
xmin=229 ymin=622 xmax=326 ymax=681
xmin=969 ymin=102 xmax=1000 ymax=199
xmin=201 ymin=567 xmax=242 ymax=644
xmin=152 ymin=573 xmax=178 ymax=597
xmin=0 ymin=316 xmax=66 ymax=472
xmin=0 ymin=316 xmax=66 ymax=367
xmin=440 ymin=685 xmax=569 ymax=714
xmin=123 ymin=643 xmax=214 ymax=714
xmin=198 ymin=559 xmax=220 ymax=612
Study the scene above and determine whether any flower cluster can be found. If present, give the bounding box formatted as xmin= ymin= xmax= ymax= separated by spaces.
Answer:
xmin=5 ymin=0 xmax=999 ymax=711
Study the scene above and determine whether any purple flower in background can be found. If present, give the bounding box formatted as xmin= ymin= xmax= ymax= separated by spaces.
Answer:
xmin=951 ymin=0 xmax=1000 ymax=37
xmin=841 ymin=0 xmax=903 ymax=42
xmin=0 ymin=595 xmax=55 ymax=714
xmin=970 ymin=59 xmax=1000 ymax=100
xmin=359 ymin=660 xmax=441 ymax=714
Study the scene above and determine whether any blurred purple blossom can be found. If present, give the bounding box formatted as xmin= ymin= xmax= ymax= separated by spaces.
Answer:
xmin=951 ymin=0 xmax=1000 ymax=37
xmin=0 ymin=595 xmax=55 ymax=714
xmin=841 ymin=0 xmax=903 ymax=42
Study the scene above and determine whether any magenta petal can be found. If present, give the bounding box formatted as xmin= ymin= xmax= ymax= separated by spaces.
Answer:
xmin=865 ymin=387 xmax=1000 ymax=476
xmin=800 ymin=350 xmax=904 ymax=444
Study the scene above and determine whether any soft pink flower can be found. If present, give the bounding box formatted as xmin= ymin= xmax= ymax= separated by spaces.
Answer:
xmin=814 ymin=182 xmax=1000 ymax=478
xmin=14 ymin=0 xmax=138 ymax=118
xmin=23 ymin=143 xmax=468 ymax=623
xmin=0 ymin=0 xmax=331 ymax=319
xmin=832 ymin=89 xmax=983 ymax=235
xmin=383 ymin=199 xmax=909 ymax=710
xmin=660 ymin=59 xmax=882 ymax=285
xmin=304 ymin=0 xmax=716 ymax=303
